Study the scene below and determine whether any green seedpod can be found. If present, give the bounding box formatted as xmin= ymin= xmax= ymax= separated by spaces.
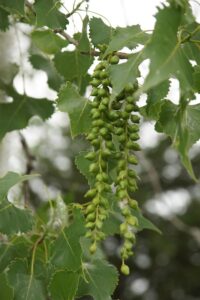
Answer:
xmin=89 ymin=163 xmax=99 ymax=173
xmin=112 ymin=101 xmax=122 ymax=110
xmin=116 ymin=91 xmax=125 ymax=101
xmin=124 ymin=83 xmax=134 ymax=93
xmin=128 ymin=124 xmax=139 ymax=133
xmin=127 ymin=216 xmax=138 ymax=226
xmin=120 ymin=179 xmax=128 ymax=189
xmin=96 ymin=219 xmax=103 ymax=229
xmin=110 ymin=55 xmax=119 ymax=64
xmin=90 ymin=78 xmax=101 ymax=87
xmin=128 ymin=169 xmax=137 ymax=178
xmin=85 ymin=152 xmax=96 ymax=160
xmin=102 ymin=79 xmax=111 ymax=86
xmin=93 ymin=196 xmax=101 ymax=205
xmin=105 ymin=140 xmax=114 ymax=150
xmin=86 ymin=204 xmax=95 ymax=214
xmin=115 ymin=127 xmax=124 ymax=135
xmin=96 ymin=231 xmax=106 ymax=240
xmin=114 ymin=152 xmax=122 ymax=159
xmin=92 ymin=110 xmax=101 ymax=119
xmin=118 ymin=170 xmax=127 ymax=178
xmin=108 ymin=111 xmax=119 ymax=121
xmin=120 ymin=222 xmax=127 ymax=234
xmin=117 ymin=189 xmax=127 ymax=199
xmin=121 ymin=111 xmax=129 ymax=120
xmin=120 ymin=264 xmax=130 ymax=275
xmin=99 ymin=103 xmax=107 ymax=112
xmin=90 ymin=242 xmax=97 ymax=254
xmin=124 ymin=231 xmax=135 ymax=240
xmin=118 ymin=159 xmax=126 ymax=169
xmin=100 ymin=160 xmax=107 ymax=170
xmin=86 ymin=212 xmax=96 ymax=222
xmin=98 ymin=88 xmax=107 ymax=97
xmin=101 ymin=197 xmax=109 ymax=208
xmin=118 ymin=134 xmax=126 ymax=143
xmin=91 ymin=100 xmax=99 ymax=107
xmin=84 ymin=188 xmax=97 ymax=198
xmin=130 ymin=142 xmax=141 ymax=151
xmin=104 ymin=133 xmax=112 ymax=141
xmin=128 ymin=155 xmax=138 ymax=165
xmin=106 ymin=123 xmax=113 ymax=131
xmin=99 ymin=70 xmax=108 ymax=79
xmin=95 ymin=61 xmax=106 ymax=71
xmin=92 ymin=119 xmax=104 ymax=127
xmin=102 ymin=97 xmax=109 ymax=106
xmin=133 ymin=104 xmax=139 ymax=112
xmin=128 ymin=185 xmax=137 ymax=192
xmin=126 ymin=96 xmax=135 ymax=104
xmin=113 ymin=119 xmax=125 ymax=128
xmin=86 ymin=221 xmax=95 ymax=229
xmin=128 ymin=178 xmax=137 ymax=188
xmin=125 ymin=104 xmax=134 ymax=113
xmin=85 ymin=231 xmax=92 ymax=238
xmin=92 ymin=127 xmax=99 ymax=134
xmin=102 ymin=148 xmax=112 ymax=158
xmin=100 ymin=127 xmax=108 ymax=136
xmin=131 ymin=114 xmax=140 ymax=123
xmin=91 ymin=139 xmax=101 ymax=147
xmin=87 ymin=133 xmax=96 ymax=141
xmin=129 ymin=199 xmax=138 ymax=209
xmin=98 ymin=214 xmax=107 ymax=222
xmin=91 ymin=88 xmax=99 ymax=96
xmin=130 ymin=133 xmax=140 ymax=141
xmin=124 ymin=240 xmax=133 ymax=251
xmin=92 ymin=70 xmax=101 ymax=78
xmin=122 ymin=207 xmax=131 ymax=217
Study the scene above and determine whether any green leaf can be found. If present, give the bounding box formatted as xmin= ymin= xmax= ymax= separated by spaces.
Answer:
xmin=0 ymin=0 xmax=24 ymax=15
xmin=77 ymin=260 xmax=118 ymax=300
xmin=29 ymin=54 xmax=63 ymax=91
xmin=54 ymin=51 xmax=93 ymax=82
xmin=6 ymin=259 xmax=46 ymax=300
xmin=75 ymin=151 xmax=94 ymax=186
xmin=50 ymin=210 xmax=85 ymax=271
xmin=156 ymin=100 xmax=200 ymax=180
xmin=0 ymin=200 xmax=34 ymax=235
xmin=31 ymin=29 xmax=68 ymax=54
xmin=0 ymin=172 xmax=37 ymax=202
xmin=49 ymin=270 xmax=80 ymax=300
xmin=141 ymin=5 xmax=193 ymax=93
xmin=134 ymin=210 xmax=161 ymax=234
xmin=89 ymin=17 xmax=112 ymax=47
xmin=0 ymin=7 xmax=9 ymax=31
xmin=145 ymin=80 xmax=170 ymax=119
xmin=78 ymin=16 xmax=90 ymax=52
xmin=0 ymin=273 xmax=13 ymax=299
xmin=0 ymin=89 xmax=54 ymax=140
xmin=34 ymin=0 xmax=67 ymax=29
xmin=105 ymin=25 xmax=150 ymax=55
xmin=56 ymin=82 xmax=92 ymax=137
xmin=0 ymin=236 xmax=29 ymax=273
xmin=109 ymin=52 xmax=143 ymax=96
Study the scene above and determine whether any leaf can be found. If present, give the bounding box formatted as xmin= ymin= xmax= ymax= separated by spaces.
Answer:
xmin=0 ymin=236 xmax=29 ymax=273
xmin=109 ymin=52 xmax=143 ymax=96
xmin=0 ymin=172 xmax=37 ymax=202
xmin=6 ymin=259 xmax=46 ymax=300
xmin=0 ymin=89 xmax=54 ymax=140
xmin=75 ymin=151 xmax=94 ymax=186
xmin=0 ymin=7 xmax=9 ymax=31
xmin=0 ymin=0 xmax=24 ymax=15
xmin=78 ymin=16 xmax=90 ymax=52
xmin=89 ymin=17 xmax=113 ymax=47
xmin=0 ymin=200 xmax=34 ymax=235
xmin=50 ymin=210 xmax=85 ymax=271
xmin=31 ymin=29 xmax=68 ymax=55
xmin=0 ymin=273 xmax=14 ymax=299
xmin=134 ymin=210 xmax=161 ymax=234
xmin=145 ymin=80 xmax=170 ymax=119
xmin=141 ymin=5 xmax=193 ymax=94
xmin=105 ymin=25 xmax=150 ymax=55
xmin=34 ymin=0 xmax=67 ymax=29
xmin=49 ymin=270 xmax=80 ymax=300
xmin=29 ymin=54 xmax=63 ymax=91
xmin=56 ymin=82 xmax=92 ymax=137
xmin=54 ymin=51 xmax=93 ymax=82
xmin=77 ymin=260 xmax=118 ymax=300
xmin=156 ymin=100 xmax=200 ymax=180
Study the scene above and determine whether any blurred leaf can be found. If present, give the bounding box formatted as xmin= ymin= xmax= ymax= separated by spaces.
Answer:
xmin=7 ymin=259 xmax=46 ymax=300
xmin=57 ymin=82 xmax=92 ymax=137
xmin=0 ymin=172 xmax=37 ymax=202
xmin=0 ymin=273 xmax=13 ymax=299
xmin=31 ymin=29 xmax=68 ymax=54
xmin=134 ymin=210 xmax=162 ymax=234
xmin=77 ymin=260 xmax=118 ymax=300
xmin=75 ymin=151 xmax=94 ymax=186
xmin=0 ymin=0 xmax=24 ymax=14
xmin=29 ymin=54 xmax=63 ymax=91
xmin=49 ymin=270 xmax=79 ymax=300
xmin=89 ymin=17 xmax=112 ymax=46
xmin=34 ymin=0 xmax=67 ymax=29
xmin=0 ymin=7 xmax=9 ymax=31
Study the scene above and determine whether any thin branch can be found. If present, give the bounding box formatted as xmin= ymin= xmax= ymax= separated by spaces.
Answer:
xmin=53 ymin=29 xmax=130 ymax=59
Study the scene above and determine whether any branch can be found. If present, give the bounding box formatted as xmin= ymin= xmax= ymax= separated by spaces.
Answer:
xmin=53 ymin=29 xmax=130 ymax=59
